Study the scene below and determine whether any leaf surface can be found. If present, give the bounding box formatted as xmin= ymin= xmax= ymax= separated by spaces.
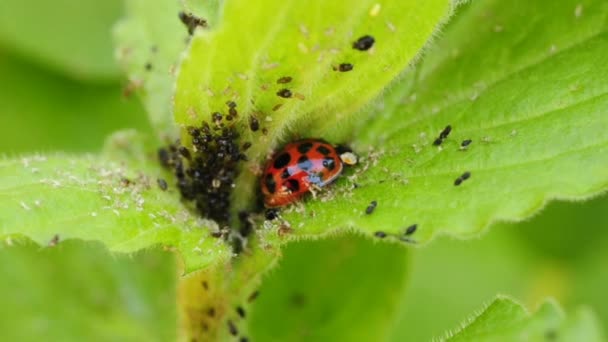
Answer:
xmin=0 ymin=132 xmax=231 ymax=273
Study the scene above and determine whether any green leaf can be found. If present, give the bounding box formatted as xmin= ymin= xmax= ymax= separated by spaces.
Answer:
xmin=276 ymin=0 xmax=608 ymax=243
xmin=0 ymin=241 xmax=176 ymax=341
xmin=114 ymin=0 xmax=185 ymax=134
xmin=173 ymin=0 xmax=451 ymax=211
xmin=0 ymin=131 xmax=231 ymax=273
xmin=114 ymin=0 xmax=221 ymax=134
xmin=248 ymin=234 xmax=410 ymax=341
xmin=444 ymin=297 xmax=604 ymax=342
xmin=389 ymin=194 xmax=608 ymax=341
xmin=0 ymin=0 xmax=124 ymax=81
xmin=0 ymin=52 xmax=149 ymax=154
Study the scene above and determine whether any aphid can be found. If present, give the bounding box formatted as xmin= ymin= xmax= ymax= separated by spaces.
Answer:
xmin=178 ymin=146 xmax=191 ymax=160
xmin=278 ymin=224 xmax=293 ymax=236
xmin=352 ymin=35 xmax=375 ymax=51
xmin=120 ymin=177 xmax=132 ymax=187
xmin=337 ymin=63 xmax=354 ymax=72
xmin=374 ymin=231 xmax=387 ymax=238
xmin=265 ymin=208 xmax=279 ymax=220
xmin=433 ymin=125 xmax=452 ymax=146
xmin=461 ymin=139 xmax=472 ymax=147
xmin=439 ymin=125 xmax=452 ymax=139
xmin=405 ymin=224 xmax=417 ymax=235
xmin=236 ymin=306 xmax=246 ymax=318
xmin=249 ymin=116 xmax=260 ymax=132
xmin=157 ymin=178 xmax=168 ymax=191
xmin=242 ymin=142 xmax=252 ymax=151
xmin=158 ymin=148 xmax=171 ymax=168
xmin=277 ymin=76 xmax=293 ymax=84
xmin=212 ymin=112 xmax=222 ymax=122
xmin=261 ymin=139 xmax=354 ymax=207
xmin=248 ymin=291 xmax=260 ymax=303
xmin=178 ymin=11 xmax=208 ymax=35
xmin=365 ymin=200 xmax=378 ymax=214
xmin=454 ymin=171 xmax=471 ymax=186
xmin=48 ymin=234 xmax=60 ymax=247
xmin=227 ymin=320 xmax=238 ymax=336
xmin=277 ymin=88 xmax=292 ymax=98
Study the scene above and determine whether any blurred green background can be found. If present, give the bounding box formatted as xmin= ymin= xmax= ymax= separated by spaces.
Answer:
xmin=0 ymin=0 xmax=606 ymax=341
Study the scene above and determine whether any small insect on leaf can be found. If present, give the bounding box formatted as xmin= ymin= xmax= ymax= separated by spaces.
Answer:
xmin=352 ymin=35 xmax=375 ymax=51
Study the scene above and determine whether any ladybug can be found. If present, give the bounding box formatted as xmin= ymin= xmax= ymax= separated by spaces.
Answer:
xmin=261 ymin=139 xmax=356 ymax=207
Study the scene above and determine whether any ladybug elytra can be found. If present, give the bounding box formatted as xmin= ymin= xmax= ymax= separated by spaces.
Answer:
xmin=261 ymin=139 xmax=355 ymax=207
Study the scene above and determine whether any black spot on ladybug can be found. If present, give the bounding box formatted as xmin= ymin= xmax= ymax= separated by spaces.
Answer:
xmin=248 ymin=291 xmax=260 ymax=303
xmin=145 ymin=62 xmax=153 ymax=71
xmin=365 ymin=200 xmax=378 ymax=214
xmin=206 ymin=307 xmax=216 ymax=317
xmin=265 ymin=173 xmax=276 ymax=193
xmin=236 ymin=306 xmax=246 ymax=318
xmin=297 ymin=141 xmax=313 ymax=154
xmin=249 ymin=116 xmax=259 ymax=132
xmin=227 ymin=320 xmax=238 ymax=336
xmin=405 ymin=224 xmax=417 ymax=235
xmin=461 ymin=139 xmax=472 ymax=147
xmin=201 ymin=281 xmax=209 ymax=290
xmin=157 ymin=178 xmax=168 ymax=191
xmin=352 ymin=35 xmax=375 ymax=51
xmin=286 ymin=179 xmax=300 ymax=192
xmin=297 ymin=155 xmax=312 ymax=171
xmin=337 ymin=63 xmax=354 ymax=72
xmin=277 ymin=88 xmax=292 ymax=98
xmin=374 ymin=231 xmax=387 ymax=238
xmin=316 ymin=145 xmax=331 ymax=155
xmin=322 ymin=157 xmax=336 ymax=171
xmin=178 ymin=11 xmax=208 ymax=35
xmin=281 ymin=168 xmax=291 ymax=179
xmin=273 ymin=152 xmax=291 ymax=169
xmin=265 ymin=208 xmax=279 ymax=220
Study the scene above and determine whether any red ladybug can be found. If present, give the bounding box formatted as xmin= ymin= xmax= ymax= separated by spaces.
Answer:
xmin=261 ymin=139 xmax=356 ymax=207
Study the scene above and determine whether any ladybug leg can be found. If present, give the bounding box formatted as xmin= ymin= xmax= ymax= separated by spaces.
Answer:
xmin=308 ymin=184 xmax=323 ymax=199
